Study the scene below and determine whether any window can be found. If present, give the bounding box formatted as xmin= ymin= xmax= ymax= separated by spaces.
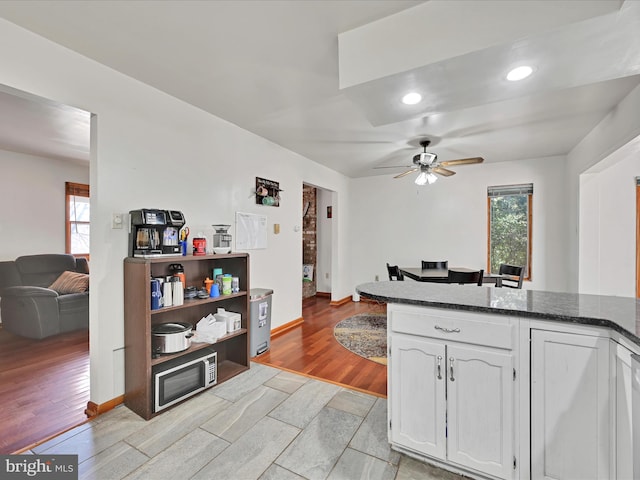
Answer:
xmin=487 ymin=184 xmax=532 ymax=279
xmin=66 ymin=182 xmax=90 ymax=257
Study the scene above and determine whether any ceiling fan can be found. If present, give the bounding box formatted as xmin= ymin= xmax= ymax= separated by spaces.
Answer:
xmin=381 ymin=140 xmax=484 ymax=185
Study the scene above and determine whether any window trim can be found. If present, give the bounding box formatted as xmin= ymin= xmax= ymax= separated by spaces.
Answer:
xmin=636 ymin=178 xmax=639 ymax=298
xmin=65 ymin=181 xmax=90 ymax=259
xmin=486 ymin=184 xmax=533 ymax=281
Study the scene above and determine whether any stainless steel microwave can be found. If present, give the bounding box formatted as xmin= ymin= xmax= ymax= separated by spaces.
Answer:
xmin=153 ymin=348 xmax=217 ymax=412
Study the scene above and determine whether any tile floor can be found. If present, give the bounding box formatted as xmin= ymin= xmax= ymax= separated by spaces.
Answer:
xmin=25 ymin=363 xmax=467 ymax=480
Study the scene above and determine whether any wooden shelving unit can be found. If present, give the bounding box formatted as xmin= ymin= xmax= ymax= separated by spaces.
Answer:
xmin=124 ymin=253 xmax=250 ymax=419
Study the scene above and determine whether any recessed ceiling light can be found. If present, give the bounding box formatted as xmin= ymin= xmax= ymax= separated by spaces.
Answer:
xmin=402 ymin=92 xmax=422 ymax=105
xmin=506 ymin=66 xmax=533 ymax=81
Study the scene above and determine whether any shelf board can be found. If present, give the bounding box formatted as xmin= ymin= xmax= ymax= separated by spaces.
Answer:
xmin=125 ymin=253 xmax=248 ymax=264
xmin=151 ymin=328 xmax=247 ymax=366
xmin=151 ymin=291 xmax=247 ymax=314
xmin=217 ymin=359 xmax=250 ymax=384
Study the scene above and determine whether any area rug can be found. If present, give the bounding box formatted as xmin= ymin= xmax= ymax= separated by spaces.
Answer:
xmin=333 ymin=314 xmax=387 ymax=365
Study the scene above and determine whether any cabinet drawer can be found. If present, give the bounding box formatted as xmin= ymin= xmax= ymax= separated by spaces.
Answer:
xmin=390 ymin=306 xmax=513 ymax=350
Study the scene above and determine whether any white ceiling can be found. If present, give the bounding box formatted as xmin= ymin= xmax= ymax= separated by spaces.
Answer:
xmin=0 ymin=0 xmax=638 ymax=178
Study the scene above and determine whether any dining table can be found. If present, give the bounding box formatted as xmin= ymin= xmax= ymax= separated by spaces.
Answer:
xmin=399 ymin=267 xmax=504 ymax=286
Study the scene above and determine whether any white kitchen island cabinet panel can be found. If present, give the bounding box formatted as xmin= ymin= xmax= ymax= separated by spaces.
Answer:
xmin=390 ymin=334 xmax=446 ymax=459
xmin=447 ymin=344 xmax=514 ymax=479
xmin=531 ymin=329 xmax=611 ymax=480
xmin=613 ymin=341 xmax=634 ymax=480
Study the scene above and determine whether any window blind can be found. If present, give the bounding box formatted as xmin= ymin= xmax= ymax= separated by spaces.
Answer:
xmin=66 ymin=182 xmax=90 ymax=197
xmin=487 ymin=183 xmax=533 ymax=197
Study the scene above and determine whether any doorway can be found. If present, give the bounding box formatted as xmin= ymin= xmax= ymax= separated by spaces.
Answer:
xmin=302 ymin=183 xmax=333 ymax=300
xmin=0 ymin=83 xmax=92 ymax=453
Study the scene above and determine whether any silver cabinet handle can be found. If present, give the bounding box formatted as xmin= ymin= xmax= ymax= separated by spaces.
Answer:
xmin=437 ymin=355 xmax=442 ymax=380
xmin=449 ymin=357 xmax=455 ymax=382
xmin=434 ymin=325 xmax=461 ymax=333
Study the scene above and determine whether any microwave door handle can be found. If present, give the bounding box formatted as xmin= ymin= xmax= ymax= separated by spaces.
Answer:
xmin=204 ymin=359 xmax=216 ymax=387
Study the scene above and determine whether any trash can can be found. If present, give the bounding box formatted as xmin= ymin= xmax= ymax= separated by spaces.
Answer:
xmin=250 ymin=288 xmax=273 ymax=357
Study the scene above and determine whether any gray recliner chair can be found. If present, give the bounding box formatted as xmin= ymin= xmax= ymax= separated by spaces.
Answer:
xmin=0 ymin=254 xmax=89 ymax=339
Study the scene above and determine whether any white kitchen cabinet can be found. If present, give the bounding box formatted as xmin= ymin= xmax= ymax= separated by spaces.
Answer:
xmin=613 ymin=341 xmax=635 ymax=480
xmin=356 ymin=283 xmax=640 ymax=480
xmin=530 ymin=329 xmax=611 ymax=480
xmin=447 ymin=343 xmax=514 ymax=478
xmin=388 ymin=305 xmax=516 ymax=480
xmin=389 ymin=334 xmax=446 ymax=459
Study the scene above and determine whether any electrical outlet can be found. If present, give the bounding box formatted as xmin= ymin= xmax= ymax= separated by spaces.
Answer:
xmin=375 ymin=275 xmax=379 ymax=281
xmin=112 ymin=213 xmax=124 ymax=229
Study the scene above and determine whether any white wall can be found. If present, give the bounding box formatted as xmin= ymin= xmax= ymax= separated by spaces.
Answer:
xmin=567 ymin=84 xmax=640 ymax=292
xmin=0 ymin=18 xmax=351 ymax=405
xmin=315 ymin=187 xmax=333 ymax=293
xmin=348 ymin=156 xmax=568 ymax=292
xmin=0 ymin=149 xmax=89 ymax=260
xmin=578 ymin=137 xmax=640 ymax=296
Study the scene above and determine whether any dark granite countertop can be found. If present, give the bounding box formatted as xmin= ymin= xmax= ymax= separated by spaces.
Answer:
xmin=356 ymin=281 xmax=640 ymax=347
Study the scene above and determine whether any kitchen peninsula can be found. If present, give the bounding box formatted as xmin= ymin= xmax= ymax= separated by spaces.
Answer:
xmin=356 ymin=281 xmax=640 ymax=480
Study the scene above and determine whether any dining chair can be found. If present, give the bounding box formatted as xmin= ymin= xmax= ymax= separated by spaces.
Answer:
xmin=386 ymin=263 xmax=404 ymax=281
xmin=447 ymin=269 xmax=484 ymax=286
xmin=421 ymin=260 xmax=448 ymax=270
xmin=498 ymin=264 xmax=524 ymax=288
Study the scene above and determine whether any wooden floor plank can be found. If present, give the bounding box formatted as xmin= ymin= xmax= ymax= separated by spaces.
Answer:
xmin=0 ymin=327 xmax=89 ymax=454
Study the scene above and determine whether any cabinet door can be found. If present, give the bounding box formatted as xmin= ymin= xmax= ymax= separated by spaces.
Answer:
xmin=390 ymin=334 xmax=446 ymax=459
xmin=531 ymin=330 xmax=611 ymax=480
xmin=614 ymin=342 xmax=634 ymax=480
xmin=446 ymin=344 xmax=514 ymax=479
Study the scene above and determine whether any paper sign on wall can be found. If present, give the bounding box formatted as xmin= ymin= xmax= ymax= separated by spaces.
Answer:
xmin=236 ymin=212 xmax=267 ymax=250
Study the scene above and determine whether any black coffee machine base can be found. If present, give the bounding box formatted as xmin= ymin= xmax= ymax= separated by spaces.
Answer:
xmin=133 ymin=252 xmax=184 ymax=258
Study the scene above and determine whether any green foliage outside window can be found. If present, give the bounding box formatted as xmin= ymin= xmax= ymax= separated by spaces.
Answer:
xmin=489 ymin=194 xmax=529 ymax=274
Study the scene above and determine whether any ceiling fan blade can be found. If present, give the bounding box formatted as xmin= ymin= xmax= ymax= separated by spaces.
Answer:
xmin=373 ymin=165 xmax=414 ymax=170
xmin=394 ymin=168 xmax=418 ymax=179
xmin=439 ymin=157 xmax=484 ymax=167
xmin=432 ymin=166 xmax=456 ymax=177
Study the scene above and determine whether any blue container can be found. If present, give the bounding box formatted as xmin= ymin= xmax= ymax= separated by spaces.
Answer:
xmin=151 ymin=278 xmax=162 ymax=310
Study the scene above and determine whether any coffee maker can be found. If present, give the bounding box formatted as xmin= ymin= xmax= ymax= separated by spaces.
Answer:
xmin=129 ymin=209 xmax=186 ymax=257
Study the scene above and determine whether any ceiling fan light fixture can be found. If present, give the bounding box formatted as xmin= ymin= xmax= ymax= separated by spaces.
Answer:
xmin=414 ymin=170 xmax=437 ymax=185
xmin=506 ymin=65 xmax=533 ymax=81
xmin=414 ymin=171 xmax=428 ymax=185
xmin=402 ymin=92 xmax=422 ymax=105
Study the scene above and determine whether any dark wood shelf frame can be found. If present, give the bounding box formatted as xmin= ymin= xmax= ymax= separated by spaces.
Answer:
xmin=124 ymin=253 xmax=250 ymax=420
